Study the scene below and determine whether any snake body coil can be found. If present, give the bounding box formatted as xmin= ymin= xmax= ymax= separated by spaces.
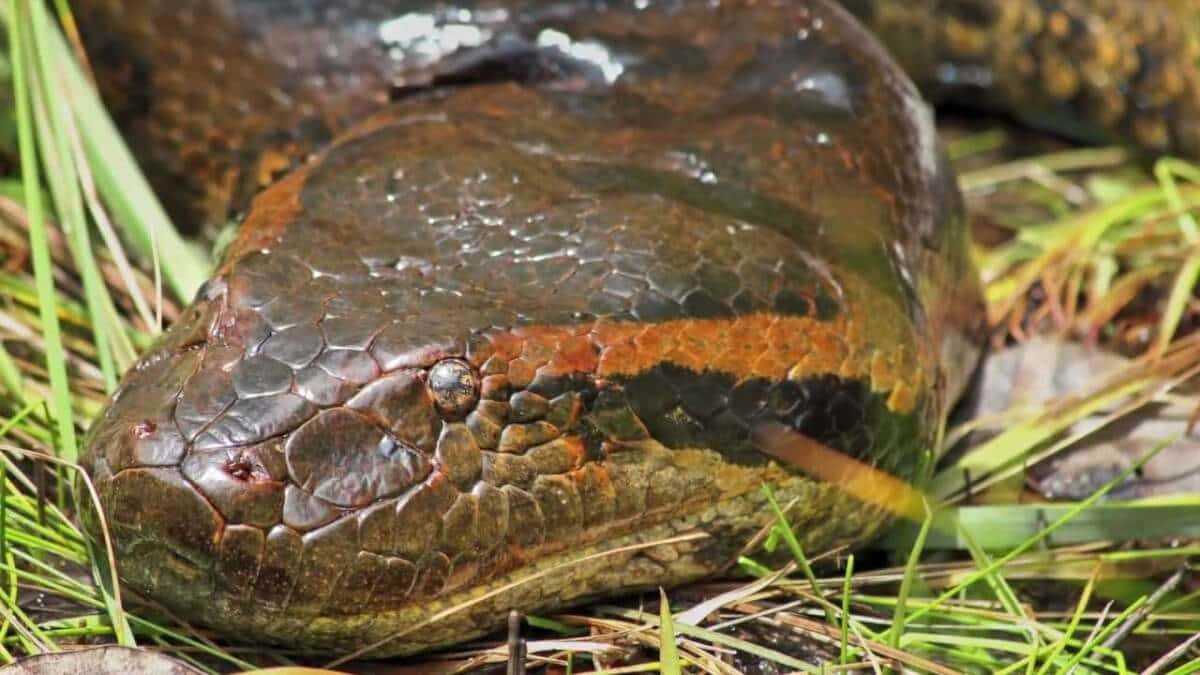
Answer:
xmin=77 ymin=0 xmax=1198 ymax=656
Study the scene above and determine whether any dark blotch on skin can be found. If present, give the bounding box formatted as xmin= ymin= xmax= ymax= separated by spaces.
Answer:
xmin=614 ymin=364 xmax=928 ymax=480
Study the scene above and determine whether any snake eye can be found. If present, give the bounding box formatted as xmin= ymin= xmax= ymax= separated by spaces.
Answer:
xmin=428 ymin=359 xmax=478 ymax=418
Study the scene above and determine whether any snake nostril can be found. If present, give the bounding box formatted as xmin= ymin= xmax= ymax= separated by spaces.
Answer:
xmin=133 ymin=420 xmax=157 ymax=439
xmin=428 ymin=358 xmax=479 ymax=419
xmin=223 ymin=455 xmax=261 ymax=482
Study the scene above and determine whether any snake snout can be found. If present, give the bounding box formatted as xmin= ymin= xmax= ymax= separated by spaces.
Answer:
xmin=79 ymin=342 xmax=230 ymax=598
xmin=83 ymin=349 xmax=199 ymax=483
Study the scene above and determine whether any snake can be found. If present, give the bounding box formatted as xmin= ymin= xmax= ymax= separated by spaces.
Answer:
xmin=75 ymin=0 xmax=1200 ymax=657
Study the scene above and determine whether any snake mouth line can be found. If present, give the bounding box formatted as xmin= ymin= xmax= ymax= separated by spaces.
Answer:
xmin=304 ymin=439 xmax=897 ymax=659
xmin=106 ymin=430 xmax=896 ymax=659
xmin=329 ymin=528 xmax=717 ymax=662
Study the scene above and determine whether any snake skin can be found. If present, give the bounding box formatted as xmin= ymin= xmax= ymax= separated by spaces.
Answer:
xmin=847 ymin=0 xmax=1200 ymax=155
xmin=75 ymin=0 xmax=1195 ymax=657
xmin=75 ymin=0 xmax=1200 ymax=232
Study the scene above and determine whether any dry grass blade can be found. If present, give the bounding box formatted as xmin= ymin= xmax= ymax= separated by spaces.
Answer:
xmin=959 ymin=146 xmax=1130 ymax=192
xmin=731 ymin=602 xmax=958 ymax=675
xmin=1140 ymin=633 xmax=1200 ymax=675
xmin=598 ymin=604 xmax=818 ymax=673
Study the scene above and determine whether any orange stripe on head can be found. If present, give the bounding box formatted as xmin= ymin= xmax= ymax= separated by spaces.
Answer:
xmin=469 ymin=311 xmax=928 ymax=414
xmin=220 ymin=162 xmax=312 ymax=269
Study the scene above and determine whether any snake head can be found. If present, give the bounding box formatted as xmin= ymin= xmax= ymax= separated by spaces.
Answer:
xmin=75 ymin=0 xmax=980 ymax=649
xmin=79 ymin=242 xmax=586 ymax=642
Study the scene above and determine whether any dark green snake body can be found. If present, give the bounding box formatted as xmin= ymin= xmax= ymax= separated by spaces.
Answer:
xmin=74 ymin=0 xmax=1199 ymax=657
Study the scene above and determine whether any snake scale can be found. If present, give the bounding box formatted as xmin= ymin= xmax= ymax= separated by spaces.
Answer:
xmin=74 ymin=0 xmax=1200 ymax=657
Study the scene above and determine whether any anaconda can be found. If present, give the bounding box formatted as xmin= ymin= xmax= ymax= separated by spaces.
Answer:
xmin=76 ymin=0 xmax=1200 ymax=657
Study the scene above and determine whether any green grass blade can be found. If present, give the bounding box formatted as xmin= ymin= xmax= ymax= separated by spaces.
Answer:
xmin=15 ymin=1 xmax=208 ymax=303
xmin=7 ymin=0 xmax=76 ymax=461
xmin=931 ymin=374 xmax=1149 ymax=501
xmin=657 ymin=590 xmax=680 ymax=675
xmin=762 ymin=483 xmax=834 ymax=623
xmin=1163 ymin=659 xmax=1200 ymax=675
xmin=1154 ymin=248 xmax=1200 ymax=357
xmin=0 ymin=342 xmax=21 ymax=402
xmin=1057 ymin=598 xmax=1146 ymax=673
xmin=840 ymin=554 xmax=854 ymax=665
xmin=669 ymin=619 xmax=818 ymax=673
xmin=24 ymin=0 xmax=121 ymax=389
xmin=906 ymin=437 xmax=1175 ymax=628
xmin=881 ymin=500 xmax=1200 ymax=551
xmin=959 ymin=526 xmax=1030 ymax=626
xmin=1030 ymin=566 xmax=1098 ymax=675
xmin=601 ymin=605 xmax=819 ymax=673
xmin=885 ymin=498 xmax=932 ymax=648
xmin=737 ymin=555 xmax=772 ymax=578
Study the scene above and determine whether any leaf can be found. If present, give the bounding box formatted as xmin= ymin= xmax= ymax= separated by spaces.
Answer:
xmin=10 ymin=646 xmax=201 ymax=674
